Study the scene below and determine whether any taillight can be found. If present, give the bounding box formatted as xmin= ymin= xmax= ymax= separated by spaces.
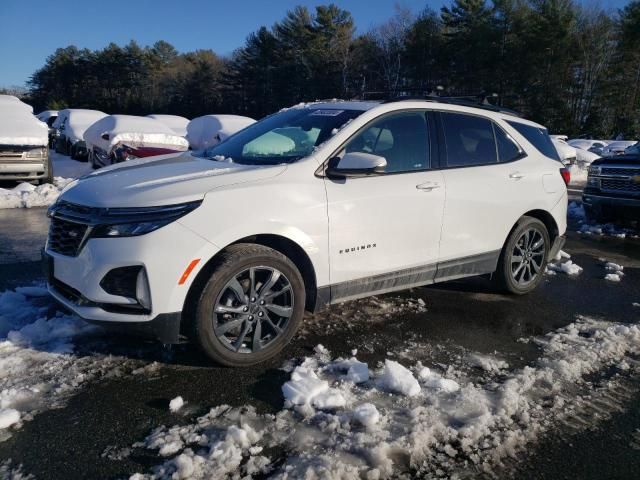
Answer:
xmin=560 ymin=167 xmax=570 ymax=186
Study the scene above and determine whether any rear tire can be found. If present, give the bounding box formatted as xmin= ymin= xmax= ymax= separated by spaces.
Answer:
xmin=495 ymin=216 xmax=550 ymax=295
xmin=190 ymin=244 xmax=305 ymax=367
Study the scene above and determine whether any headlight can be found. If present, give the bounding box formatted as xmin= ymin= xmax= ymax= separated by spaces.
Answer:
xmin=91 ymin=201 xmax=202 ymax=238
xmin=588 ymin=165 xmax=601 ymax=176
xmin=25 ymin=147 xmax=46 ymax=159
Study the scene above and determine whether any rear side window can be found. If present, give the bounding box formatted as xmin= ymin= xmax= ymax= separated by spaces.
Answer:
xmin=441 ymin=113 xmax=497 ymax=167
xmin=494 ymin=124 xmax=523 ymax=163
xmin=507 ymin=121 xmax=560 ymax=161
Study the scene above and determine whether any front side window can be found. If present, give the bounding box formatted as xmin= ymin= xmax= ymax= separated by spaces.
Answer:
xmin=343 ymin=111 xmax=430 ymax=173
xmin=507 ymin=120 xmax=560 ymax=161
xmin=442 ymin=112 xmax=498 ymax=167
xmin=204 ymin=107 xmax=363 ymax=165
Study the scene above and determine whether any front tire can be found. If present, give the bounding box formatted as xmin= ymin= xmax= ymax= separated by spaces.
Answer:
xmin=191 ymin=244 xmax=305 ymax=367
xmin=495 ymin=216 xmax=550 ymax=295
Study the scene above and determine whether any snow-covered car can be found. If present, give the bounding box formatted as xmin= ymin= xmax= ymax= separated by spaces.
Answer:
xmin=54 ymin=109 xmax=107 ymax=159
xmin=624 ymin=142 xmax=640 ymax=155
xmin=567 ymin=139 xmax=609 ymax=152
xmin=552 ymin=138 xmax=577 ymax=165
xmin=146 ymin=114 xmax=189 ymax=137
xmin=0 ymin=100 xmax=51 ymax=184
xmin=36 ymin=110 xmax=59 ymax=148
xmin=186 ymin=114 xmax=255 ymax=151
xmin=45 ymin=99 xmax=568 ymax=366
xmin=84 ymin=115 xmax=189 ymax=169
xmin=550 ymin=134 xmax=568 ymax=141
xmin=0 ymin=94 xmax=33 ymax=113
xmin=600 ymin=140 xmax=637 ymax=157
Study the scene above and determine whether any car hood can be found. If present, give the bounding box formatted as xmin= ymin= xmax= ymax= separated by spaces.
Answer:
xmin=59 ymin=152 xmax=287 ymax=208
xmin=591 ymin=154 xmax=640 ymax=166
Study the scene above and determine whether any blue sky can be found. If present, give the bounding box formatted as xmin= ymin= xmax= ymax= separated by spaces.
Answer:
xmin=0 ymin=0 xmax=631 ymax=88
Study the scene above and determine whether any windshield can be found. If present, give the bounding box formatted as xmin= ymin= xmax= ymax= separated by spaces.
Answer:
xmin=203 ymin=107 xmax=364 ymax=165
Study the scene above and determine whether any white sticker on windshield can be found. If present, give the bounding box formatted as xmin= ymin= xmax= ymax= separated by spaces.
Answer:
xmin=310 ymin=109 xmax=344 ymax=117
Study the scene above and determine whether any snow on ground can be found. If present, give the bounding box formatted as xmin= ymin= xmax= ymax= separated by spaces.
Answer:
xmin=567 ymin=201 xmax=585 ymax=220
xmin=0 ymin=151 xmax=90 ymax=209
xmin=50 ymin=151 xmax=92 ymax=178
xmin=128 ymin=318 xmax=640 ymax=480
xmin=169 ymin=396 xmax=185 ymax=413
xmin=603 ymin=261 xmax=625 ymax=282
xmin=0 ymin=284 xmax=144 ymax=441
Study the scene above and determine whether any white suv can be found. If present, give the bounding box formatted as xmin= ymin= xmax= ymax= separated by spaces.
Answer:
xmin=45 ymin=99 xmax=568 ymax=366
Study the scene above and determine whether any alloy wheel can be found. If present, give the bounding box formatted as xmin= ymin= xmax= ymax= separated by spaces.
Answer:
xmin=511 ymin=228 xmax=545 ymax=286
xmin=213 ymin=266 xmax=293 ymax=354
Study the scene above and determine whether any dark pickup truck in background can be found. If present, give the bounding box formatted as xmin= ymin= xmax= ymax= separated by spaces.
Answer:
xmin=583 ymin=153 xmax=640 ymax=223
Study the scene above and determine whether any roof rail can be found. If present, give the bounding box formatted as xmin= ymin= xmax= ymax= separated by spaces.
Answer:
xmin=381 ymin=94 xmax=520 ymax=117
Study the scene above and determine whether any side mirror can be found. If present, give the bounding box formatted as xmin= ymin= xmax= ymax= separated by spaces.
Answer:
xmin=101 ymin=133 xmax=109 ymax=141
xmin=326 ymin=152 xmax=387 ymax=178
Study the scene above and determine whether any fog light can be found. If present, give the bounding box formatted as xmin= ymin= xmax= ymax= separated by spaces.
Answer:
xmin=136 ymin=268 xmax=152 ymax=310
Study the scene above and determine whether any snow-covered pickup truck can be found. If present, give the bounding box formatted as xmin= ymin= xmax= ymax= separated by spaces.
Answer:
xmin=45 ymin=99 xmax=569 ymax=366
xmin=0 ymin=96 xmax=52 ymax=184
xmin=584 ymin=153 xmax=640 ymax=222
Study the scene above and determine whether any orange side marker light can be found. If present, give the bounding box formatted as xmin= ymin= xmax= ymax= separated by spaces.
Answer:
xmin=179 ymin=259 xmax=201 ymax=285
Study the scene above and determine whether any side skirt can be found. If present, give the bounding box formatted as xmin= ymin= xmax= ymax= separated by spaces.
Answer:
xmin=315 ymin=250 xmax=501 ymax=309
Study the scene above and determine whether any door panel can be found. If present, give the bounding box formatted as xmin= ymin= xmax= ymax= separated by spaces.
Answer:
xmin=325 ymin=170 xmax=446 ymax=290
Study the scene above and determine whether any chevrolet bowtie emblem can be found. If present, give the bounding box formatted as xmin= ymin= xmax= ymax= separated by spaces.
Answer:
xmin=633 ymin=175 xmax=640 ymax=184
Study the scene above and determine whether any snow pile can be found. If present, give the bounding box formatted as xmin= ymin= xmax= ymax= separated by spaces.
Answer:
xmin=0 ymin=285 xmax=146 ymax=439
xmin=169 ymin=396 xmax=185 ymax=413
xmin=186 ymin=115 xmax=255 ymax=151
xmin=129 ymin=319 xmax=640 ymax=479
xmin=579 ymin=223 xmax=637 ymax=239
xmin=147 ymin=114 xmax=189 ymax=137
xmin=0 ymin=409 xmax=20 ymax=429
xmin=603 ymin=261 xmax=624 ymax=282
xmin=0 ymin=177 xmax=73 ymax=209
xmin=377 ymin=359 xmax=421 ymax=397
xmin=466 ymin=353 xmax=509 ymax=373
xmin=0 ymin=103 xmax=47 ymax=146
xmin=547 ymin=258 xmax=583 ymax=276
xmin=282 ymin=364 xmax=347 ymax=412
xmin=84 ymin=115 xmax=189 ymax=153
xmin=567 ymin=201 xmax=585 ymax=219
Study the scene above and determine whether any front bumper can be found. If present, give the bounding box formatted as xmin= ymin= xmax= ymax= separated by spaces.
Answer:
xmin=0 ymin=160 xmax=48 ymax=180
xmin=45 ymin=219 xmax=219 ymax=343
xmin=583 ymin=192 xmax=640 ymax=209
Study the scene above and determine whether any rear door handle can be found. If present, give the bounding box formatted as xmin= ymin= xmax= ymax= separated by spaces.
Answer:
xmin=509 ymin=172 xmax=525 ymax=180
xmin=416 ymin=182 xmax=441 ymax=191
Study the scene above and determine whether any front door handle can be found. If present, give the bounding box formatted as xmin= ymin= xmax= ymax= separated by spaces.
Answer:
xmin=509 ymin=172 xmax=525 ymax=180
xmin=416 ymin=182 xmax=441 ymax=191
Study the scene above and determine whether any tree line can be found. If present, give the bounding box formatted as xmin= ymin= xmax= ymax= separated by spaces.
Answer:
xmin=26 ymin=0 xmax=640 ymax=138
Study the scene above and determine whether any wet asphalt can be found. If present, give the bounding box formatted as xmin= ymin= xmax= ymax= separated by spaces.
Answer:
xmin=0 ymin=207 xmax=639 ymax=479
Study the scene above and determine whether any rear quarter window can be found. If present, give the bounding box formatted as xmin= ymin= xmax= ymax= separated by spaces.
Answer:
xmin=507 ymin=120 xmax=560 ymax=161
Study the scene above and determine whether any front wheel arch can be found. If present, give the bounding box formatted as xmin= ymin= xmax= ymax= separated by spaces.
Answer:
xmin=181 ymin=234 xmax=318 ymax=336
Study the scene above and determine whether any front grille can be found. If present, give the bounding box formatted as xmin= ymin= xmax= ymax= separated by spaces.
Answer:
xmin=48 ymin=217 xmax=89 ymax=256
xmin=601 ymin=178 xmax=640 ymax=194
xmin=601 ymin=167 xmax=640 ymax=176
